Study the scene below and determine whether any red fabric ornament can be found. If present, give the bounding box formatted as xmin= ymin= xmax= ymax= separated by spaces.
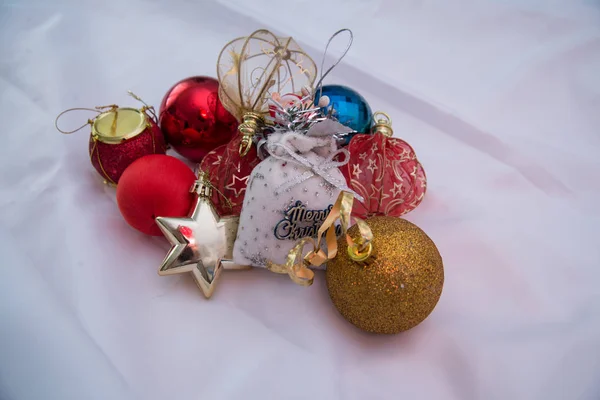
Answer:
xmin=159 ymin=76 xmax=238 ymax=163
xmin=116 ymin=155 xmax=197 ymax=236
xmin=199 ymin=135 xmax=261 ymax=217
xmin=341 ymin=113 xmax=427 ymax=218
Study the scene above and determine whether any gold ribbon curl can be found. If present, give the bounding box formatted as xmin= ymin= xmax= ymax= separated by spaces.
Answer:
xmin=266 ymin=191 xmax=373 ymax=286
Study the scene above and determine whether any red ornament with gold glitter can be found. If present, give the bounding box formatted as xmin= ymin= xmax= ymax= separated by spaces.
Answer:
xmin=56 ymin=96 xmax=167 ymax=185
xmin=341 ymin=112 xmax=426 ymax=218
xmin=159 ymin=76 xmax=238 ymax=163
xmin=199 ymin=135 xmax=261 ymax=217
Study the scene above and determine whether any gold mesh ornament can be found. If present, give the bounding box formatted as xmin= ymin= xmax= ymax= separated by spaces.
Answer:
xmin=217 ymin=29 xmax=317 ymax=156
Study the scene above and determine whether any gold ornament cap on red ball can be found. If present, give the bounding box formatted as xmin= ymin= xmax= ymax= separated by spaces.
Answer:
xmin=326 ymin=216 xmax=444 ymax=334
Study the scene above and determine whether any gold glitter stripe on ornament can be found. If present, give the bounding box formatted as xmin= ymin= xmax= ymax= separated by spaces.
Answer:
xmin=91 ymin=139 xmax=117 ymax=186
xmin=266 ymin=191 xmax=373 ymax=286
xmin=151 ymin=123 xmax=155 ymax=153
xmin=129 ymin=91 xmax=159 ymax=155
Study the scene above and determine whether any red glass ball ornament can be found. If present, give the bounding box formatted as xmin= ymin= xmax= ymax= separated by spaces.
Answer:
xmin=199 ymin=135 xmax=261 ymax=217
xmin=159 ymin=76 xmax=238 ymax=163
xmin=341 ymin=114 xmax=427 ymax=218
xmin=116 ymin=155 xmax=197 ymax=236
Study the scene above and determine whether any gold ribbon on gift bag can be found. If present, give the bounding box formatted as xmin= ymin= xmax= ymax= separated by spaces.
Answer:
xmin=266 ymin=191 xmax=373 ymax=286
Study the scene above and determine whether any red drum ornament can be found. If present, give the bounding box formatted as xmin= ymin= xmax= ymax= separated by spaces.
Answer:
xmin=89 ymin=107 xmax=166 ymax=185
xmin=57 ymin=101 xmax=167 ymax=185
xmin=342 ymin=112 xmax=426 ymax=218
xmin=159 ymin=76 xmax=238 ymax=163
xmin=199 ymin=135 xmax=261 ymax=217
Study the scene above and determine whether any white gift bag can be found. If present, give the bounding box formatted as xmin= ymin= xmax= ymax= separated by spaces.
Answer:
xmin=233 ymin=120 xmax=357 ymax=268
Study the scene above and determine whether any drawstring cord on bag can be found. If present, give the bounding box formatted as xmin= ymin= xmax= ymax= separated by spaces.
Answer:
xmin=266 ymin=139 xmax=362 ymax=201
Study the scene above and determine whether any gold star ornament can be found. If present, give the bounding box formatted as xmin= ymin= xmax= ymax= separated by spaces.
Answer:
xmin=156 ymin=172 xmax=245 ymax=298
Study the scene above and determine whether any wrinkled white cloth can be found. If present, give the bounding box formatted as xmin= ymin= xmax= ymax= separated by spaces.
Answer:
xmin=1 ymin=0 xmax=600 ymax=399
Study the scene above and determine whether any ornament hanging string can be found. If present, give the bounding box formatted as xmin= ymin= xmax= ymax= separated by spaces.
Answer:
xmin=54 ymin=105 xmax=118 ymax=135
xmin=55 ymin=91 xmax=155 ymax=135
xmin=266 ymin=191 xmax=373 ymax=286
xmin=127 ymin=91 xmax=158 ymax=123
xmin=313 ymin=28 xmax=354 ymax=102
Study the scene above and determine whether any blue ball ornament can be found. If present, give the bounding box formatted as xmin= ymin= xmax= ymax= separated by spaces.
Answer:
xmin=314 ymin=85 xmax=372 ymax=143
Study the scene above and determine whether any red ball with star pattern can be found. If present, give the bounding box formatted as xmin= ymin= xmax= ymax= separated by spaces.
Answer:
xmin=199 ymin=134 xmax=261 ymax=217
xmin=159 ymin=76 xmax=238 ymax=163
xmin=340 ymin=113 xmax=427 ymax=218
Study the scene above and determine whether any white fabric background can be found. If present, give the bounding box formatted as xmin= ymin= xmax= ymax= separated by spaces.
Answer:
xmin=1 ymin=0 xmax=600 ymax=399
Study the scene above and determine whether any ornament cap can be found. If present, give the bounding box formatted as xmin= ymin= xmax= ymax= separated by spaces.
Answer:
xmin=371 ymin=111 xmax=393 ymax=137
xmin=192 ymin=169 xmax=235 ymax=211
xmin=347 ymin=241 xmax=373 ymax=263
xmin=238 ymin=112 xmax=265 ymax=156
xmin=191 ymin=171 xmax=213 ymax=198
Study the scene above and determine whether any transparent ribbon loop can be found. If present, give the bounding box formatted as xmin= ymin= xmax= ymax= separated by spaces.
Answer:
xmin=266 ymin=191 xmax=373 ymax=285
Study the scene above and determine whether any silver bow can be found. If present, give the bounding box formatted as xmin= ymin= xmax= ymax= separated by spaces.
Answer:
xmin=265 ymin=133 xmax=364 ymax=202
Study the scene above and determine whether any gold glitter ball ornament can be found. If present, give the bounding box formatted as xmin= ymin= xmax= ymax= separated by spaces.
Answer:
xmin=326 ymin=216 xmax=444 ymax=334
